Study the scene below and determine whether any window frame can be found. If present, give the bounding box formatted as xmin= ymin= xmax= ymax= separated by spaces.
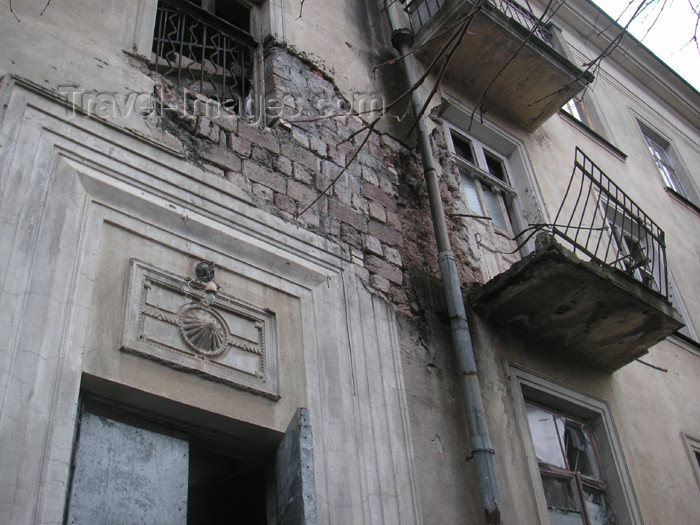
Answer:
xmin=525 ymin=401 xmax=611 ymax=524
xmin=508 ymin=364 xmax=643 ymax=525
xmin=446 ymin=124 xmax=518 ymax=235
xmin=637 ymin=120 xmax=700 ymax=207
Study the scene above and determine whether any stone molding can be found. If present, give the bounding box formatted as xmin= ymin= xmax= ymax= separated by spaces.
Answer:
xmin=121 ymin=259 xmax=279 ymax=399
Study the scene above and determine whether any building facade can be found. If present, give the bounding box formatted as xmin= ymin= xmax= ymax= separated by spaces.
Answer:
xmin=0 ymin=0 xmax=698 ymax=524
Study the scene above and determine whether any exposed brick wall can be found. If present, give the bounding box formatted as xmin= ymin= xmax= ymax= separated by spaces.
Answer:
xmin=152 ymin=44 xmax=485 ymax=315
xmin=154 ymin=44 xmax=413 ymax=308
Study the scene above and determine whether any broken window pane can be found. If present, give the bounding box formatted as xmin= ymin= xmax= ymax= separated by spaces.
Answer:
xmin=564 ymin=423 xmax=599 ymax=478
xmin=526 ymin=403 xmax=566 ymax=468
xmin=541 ymin=474 xmax=581 ymax=512
xmin=584 ymin=489 xmax=612 ymax=525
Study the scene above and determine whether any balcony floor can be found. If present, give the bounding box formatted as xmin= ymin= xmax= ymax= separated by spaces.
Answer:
xmin=469 ymin=240 xmax=684 ymax=371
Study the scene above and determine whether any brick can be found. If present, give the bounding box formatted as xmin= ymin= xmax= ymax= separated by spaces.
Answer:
xmin=274 ymin=155 xmax=293 ymax=176
xmin=195 ymin=117 xmax=220 ymax=142
xmin=316 ymin=173 xmax=332 ymax=193
xmin=211 ymin=113 xmax=238 ymax=133
xmin=281 ymin=141 xmax=320 ymax=172
xmin=309 ymin=135 xmax=328 ymax=157
xmin=365 ymin=255 xmax=403 ymax=285
xmin=368 ymin=142 xmax=385 ymax=162
xmin=298 ymin=208 xmax=320 ymax=228
xmin=252 ymin=183 xmax=273 ymax=202
xmin=354 ymin=264 xmax=370 ymax=284
xmin=379 ymin=175 xmax=394 ymax=195
xmin=361 ymin=165 xmax=379 ymax=186
xmin=292 ymin=127 xmax=310 ymax=148
xmin=334 ymin=183 xmax=353 ymax=206
xmin=368 ymin=221 xmax=402 ymax=246
xmin=351 ymin=193 xmax=366 ymax=211
xmin=320 ymin=215 xmax=341 ymax=237
xmin=274 ymin=193 xmax=297 ymax=214
xmin=386 ymin=209 xmax=401 ymax=230
xmin=287 ymin=180 xmax=317 ymax=204
xmin=202 ymin=163 xmax=224 ymax=178
xmin=361 ymin=183 xmax=396 ymax=210
xmin=341 ymin=224 xmax=361 ymax=249
xmin=200 ymin=144 xmax=241 ymax=171
xmin=225 ymin=170 xmax=251 ymax=192
xmin=243 ymin=160 xmax=286 ymax=193
xmin=368 ymin=202 xmax=386 ymax=223
xmin=321 ymin=160 xmax=343 ymax=180
xmin=328 ymin=147 xmax=346 ymax=168
xmin=362 ymin=234 xmax=383 ymax=256
xmin=227 ymin=133 xmax=252 ymax=157
xmin=384 ymin=246 xmax=403 ymax=267
xmin=238 ymin=123 xmax=280 ymax=154
xmin=293 ymin=163 xmax=314 ymax=185
xmin=251 ymin=144 xmax=274 ymax=168
xmin=370 ymin=274 xmax=391 ymax=293
xmin=328 ymin=200 xmax=367 ymax=232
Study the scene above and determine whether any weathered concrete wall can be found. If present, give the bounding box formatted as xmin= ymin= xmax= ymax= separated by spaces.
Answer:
xmin=1 ymin=0 xmax=699 ymax=524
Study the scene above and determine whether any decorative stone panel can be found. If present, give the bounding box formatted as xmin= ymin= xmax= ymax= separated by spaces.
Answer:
xmin=121 ymin=260 xmax=279 ymax=399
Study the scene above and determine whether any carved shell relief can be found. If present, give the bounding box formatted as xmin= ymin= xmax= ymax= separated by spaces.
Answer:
xmin=178 ymin=304 xmax=228 ymax=357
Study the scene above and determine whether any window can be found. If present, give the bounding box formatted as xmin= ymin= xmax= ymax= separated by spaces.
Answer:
xmin=65 ymin=402 xmax=317 ymax=525
xmin=525 ymin=403 xmax=612 ymax=524
xmin=667 ymin=273 xmax=699 ymax=341
xmin=603 ymin=202 xmax=665 ymax=295
xmin=682 ymin=434 xmax=700 ymax=491
xmin=562 ymin=97 xmax=584 ymax=123
xmin=151 ymin=0 xmax=257 ymax=114
xmin=560 ymin=92 xmax=611 ymax=142
xmin=449 ymin=129 xmax=516 ymax=233
xmin=639 ymin=122 xmax=700 ymax=207
xmin=509 ymin=365 xmax=643 ymax=525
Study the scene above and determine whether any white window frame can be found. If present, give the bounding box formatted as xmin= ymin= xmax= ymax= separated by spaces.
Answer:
xmin=446 ymin=124 xmax=518 ymax=235
xmin=638 ymin=121 xmax=700 ymax=207
xmin=507 ymin=364 xmax=643 ymax=525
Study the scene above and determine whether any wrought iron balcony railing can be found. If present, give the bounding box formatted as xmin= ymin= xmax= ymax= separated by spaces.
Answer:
xmin=546 ymin=148 xmax=668 ymax=298
xmin=404 ymin=0 xmax=554 ymax=46
xmin=151 ymin=0 xmax=255 ymax=112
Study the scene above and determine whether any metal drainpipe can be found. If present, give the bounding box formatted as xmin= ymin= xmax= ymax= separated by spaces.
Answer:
xmin=385 ymin=6 xmax=504 ymax=525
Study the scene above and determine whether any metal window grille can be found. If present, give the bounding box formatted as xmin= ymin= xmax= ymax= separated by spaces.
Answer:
xmin=152 ymin=0 xmax=256 ymax=112
xmin=551 ymin=148 xmax=668 ymax=298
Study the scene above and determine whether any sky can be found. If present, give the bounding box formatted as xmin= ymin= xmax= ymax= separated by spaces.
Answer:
xmin=594 ymin=0 xmax=700 ymax=91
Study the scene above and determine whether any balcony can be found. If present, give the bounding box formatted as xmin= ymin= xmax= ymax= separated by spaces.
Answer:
xmin=470 ymin=149 xmax=684 ymax=371
xmin=405 ymin=0 xmax=593 ymax=130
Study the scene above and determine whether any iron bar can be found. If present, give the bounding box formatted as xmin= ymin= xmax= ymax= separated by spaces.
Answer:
xmin=553 ymin=148 xmax=668 ymax=297
xmin=151 ymin=0 xmax=255 ymax=112
xmin=404 ymin=0 xmax=553 ymax=46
